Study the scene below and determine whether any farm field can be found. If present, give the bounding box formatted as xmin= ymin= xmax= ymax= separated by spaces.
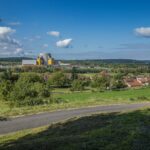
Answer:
xmin=0 ymin=108 xmax=150 ymax=150
xmin=0 ymin=87 xmax=150 ymax=117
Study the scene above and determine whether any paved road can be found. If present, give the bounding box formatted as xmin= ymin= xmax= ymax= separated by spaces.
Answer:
xmin=0 ymin=103 xmax=149 ymax=135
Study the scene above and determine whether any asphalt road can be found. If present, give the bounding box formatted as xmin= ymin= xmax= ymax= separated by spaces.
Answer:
xmin=0 ymin=103 xmax=149 ymax=135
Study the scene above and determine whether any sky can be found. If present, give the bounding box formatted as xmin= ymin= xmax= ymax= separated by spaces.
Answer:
xmin=1 ymin=0 xmax=150 ymax=59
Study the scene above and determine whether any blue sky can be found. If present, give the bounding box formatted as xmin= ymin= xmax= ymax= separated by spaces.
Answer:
xmin=1 ymin=0 xmax=150 ymax=59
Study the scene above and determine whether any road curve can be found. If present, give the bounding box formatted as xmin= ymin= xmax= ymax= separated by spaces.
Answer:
xmin=0 ymin=103 xmax=149 ymax=135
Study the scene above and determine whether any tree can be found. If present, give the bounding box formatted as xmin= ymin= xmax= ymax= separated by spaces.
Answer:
xmin=9 ymin=80 xmax=50 ymax=106
xmin=71 ymin=67 xmax=78 ymax=80
xmin=0 ymin=70 xmax=18 ymax=100
xmin=113 ymin=73 xmax=126 ymax=80
xmin=19 ymin=72 xmax=43 ymax=83
xmin=92 ymin=75 xmax=110 ymax=91
xmin=0 ymin=69 xmax=18 ymax=83
xmin=0 ymin=72 xmax=51 ymax=106
xmin=48 ymin=71 xmax=70 ymax=87
xmin=71 ymin=79 xmax=85 ymax=91
xmin=0 ymin=80 xmax=12 ymax=100
xmin=111 ymin=79 xmax=127 ymax=90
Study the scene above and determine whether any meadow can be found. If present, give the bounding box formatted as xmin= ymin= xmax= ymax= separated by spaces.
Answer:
xmin=0 ymin=87 xmax=150 ymax=117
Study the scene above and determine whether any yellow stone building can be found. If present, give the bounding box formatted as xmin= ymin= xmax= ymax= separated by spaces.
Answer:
xmin=22 ymin=53 xmax=55 ymax=66
xmin=36 ymin=53 xmax=55 ymax=66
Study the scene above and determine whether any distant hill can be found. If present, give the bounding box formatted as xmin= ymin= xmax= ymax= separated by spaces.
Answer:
xmin=62 ymin=59 xmax=150 ymax=64
xmin=0 ymin=57 xmax=34 ymax=62
xmin=1 ymin=57 xmax=150 ymax=64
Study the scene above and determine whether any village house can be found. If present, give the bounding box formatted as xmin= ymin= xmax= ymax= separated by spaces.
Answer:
xmin=136 ymin=76 xmax=150 ymax=86
xmin=124 ymin=76 xmax=150 ymax=88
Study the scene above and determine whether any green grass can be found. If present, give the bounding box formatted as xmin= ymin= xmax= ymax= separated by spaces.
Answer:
xmin=55 ymin=87 xmax=150 ymax=108
xmin=79 ymin=73 xmax=97 ymax=78
xmin=52 ymin=88 xmax=71 ymax=93
xmin=59 ymin=87 xmax=150 ymax=103
xmin=0 ymin=87 xmax=150 ymax=117
xmin=0 ymin=108 xmax=150 ymax=150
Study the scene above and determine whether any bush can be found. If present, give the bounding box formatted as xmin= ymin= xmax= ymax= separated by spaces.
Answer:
xmin=71 ymin=67 xmax=78 ymax=80
xmin=92 ymin=75 xmax=110 ymax=91
xmin=54 ymin=98 xmax=68 ymax=104
xmin=137 ymin=96 xmax=148 ymax=100
xmin=19 ymin=72 xmax=43 ymax=83
xmin=0 ymin=80 xmax=13 ymax=100
xmin=0 ymin=72 xmax=51 ymax=106
xmin=111 ymin=79 xmax=127 ymax=90
xmin=71 ymin=79 xmax=85 ymax=91
xmin=0 ymin=70 xmax=19 ymax=83
xmin=10 ymin=74 xmax=51 ymax=106
xmin=48 ymin=71 xmax=70 ymax=88
xmin=21 ymin=66 xmax=49 ymax=73
xmin=129 ymin=98 xmax=135 ymax=101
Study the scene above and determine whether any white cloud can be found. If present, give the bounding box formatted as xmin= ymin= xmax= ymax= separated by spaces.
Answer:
xmin=134 ymin=27 xmax=150 ymax=37
xmin=56 ymin=39 xmax=72 ymax=48
xmin=47 ymin=31 xmax=60 ymax=37
xmin=0 ymin=27 xmax=20 ymax=46
xmin=0 ymin=26 xmax=23 ymax=56
xmin=0 ymin=27 xmax=15 ymax=36
xmin=15 ymin=48 xmax=23 ymax=53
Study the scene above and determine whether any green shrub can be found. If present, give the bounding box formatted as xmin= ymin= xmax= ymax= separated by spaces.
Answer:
xmin=129 ymin=98 xmax=135 ymax=101
xmin=0 ymin=69 xmax=19 ymax=83
xmin=111 ymin=79 xmax=127 ymax=90
xmin=92 ymin=75 xmax=110 ymax=91
xmin=137 ymin=96 xmax=148 ymax=100
xmin=71 ymin=79 xmax=85 ymax=91
xmin=0 ymin=80 xmax=13 ymax=100
xmin=19 ymin=72 xmax=43 ymax=83
xmin=0 ymin=72 xmax=51 ymax=106
xmin=71 ymin=67 xmax=78 ymax=80
xmin=9 ymin=77 xmax=50 ymax=106
xmin=48 ymin=71 xmax=70 ymax=88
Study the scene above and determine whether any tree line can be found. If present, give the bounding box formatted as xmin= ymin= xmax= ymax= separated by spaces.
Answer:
xmin=0 ymin=68 xmax=127 ymax=107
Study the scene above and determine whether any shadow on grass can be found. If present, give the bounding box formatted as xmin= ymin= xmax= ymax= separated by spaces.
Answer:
xmin=0 ymin=109 xmax=150 ymax=150
xmin=0 ymin=116 xmax=8 ymax=121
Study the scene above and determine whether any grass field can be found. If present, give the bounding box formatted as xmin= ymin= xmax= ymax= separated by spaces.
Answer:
xmin=0 ymin=108 xmax=150 ymax=150
xmin=59 ymin=87 xmax=150 ymax=102
xmin=0 ymin=87 xmax=150 ymax=117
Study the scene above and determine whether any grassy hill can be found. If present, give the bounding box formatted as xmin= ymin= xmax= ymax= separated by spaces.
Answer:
xmin=0 ymin=108 xmax=149 ymax=150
